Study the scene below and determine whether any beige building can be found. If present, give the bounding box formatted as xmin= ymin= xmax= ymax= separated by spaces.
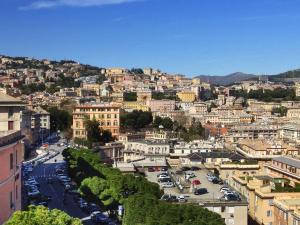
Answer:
xmin=273 ymin=197 xmax=300 ymax=225
xmin=73 ymin=103 xmax=121 ymax=139
xmin=232 ymin=175 xmax=300 ymax=225
xmin=176 ymin=91 xmax=196 ymax=102
xmin=295 ymin=82 xmax=300 ymax=97
xmin=236 ymin=139 xmax=299 ymax=159
xmin=265 ymin=156 xmax=300 ymax=186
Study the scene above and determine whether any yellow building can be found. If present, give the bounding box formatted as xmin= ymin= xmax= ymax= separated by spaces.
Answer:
xmin=123 ymin=101 xmax=149 ymax=112
xmin=73 ymin=103 xmax=121 ymax=139
xmin=176 ymin=91 xmax=196 ymax=102
xmin=232 ymin=175 xmax=300 ymax=225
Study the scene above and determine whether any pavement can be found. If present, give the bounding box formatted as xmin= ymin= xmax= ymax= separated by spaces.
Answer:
xmin=146 ymin=166 xmax=224 ymax=201
xmin=25 ymin=138 xmax=93 ymax=225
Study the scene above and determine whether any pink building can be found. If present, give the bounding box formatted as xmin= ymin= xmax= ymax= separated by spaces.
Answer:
xmin=0 ymin=93 xmax=24 ymax=224
xmin=148 ymin=99 xmax=176 ymax=112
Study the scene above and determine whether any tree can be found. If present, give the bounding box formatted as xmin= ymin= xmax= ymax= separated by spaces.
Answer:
xmin=272 ymin=106 xmax=288 ymax=117
xmin=121 ymin=110 xmax=153 ymax=130
xmin=84 ymin=118 xmax=101 ymax=143
xmin=43 ymin=106 xmax=72 ymax=132
xmin=161 ymin=117 xmax=173 ymax=130
xmin=96 ymin=74 xmax=107 ymax=84
xmin=153 ymin=116 xmax=173 ymax=130
xmin=123 ymin=92 xmax=137 ymax=101
xmin=130 ymin=68 xmax=144 ymax=74
xmin=153 ymin=116 xmax=163 ymax=128
xmin=5 ymin=206 xmax=82 ymax=225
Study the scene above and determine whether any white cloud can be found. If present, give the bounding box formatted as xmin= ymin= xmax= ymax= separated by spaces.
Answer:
xmin=19 ymin=0 xmax=143 ymax=10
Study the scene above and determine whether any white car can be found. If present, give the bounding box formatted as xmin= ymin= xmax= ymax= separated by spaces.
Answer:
xmin=28 ymin=190 xmax=40 ymax=197
xmin=220 ymin=188 xmax=231 ymax=193
xmin=177 ymin=195 xmax=187 ymax=202
xmin=158 ymin=174 xmax=170 ymax=179
xmin=161 ymin=182 xmax=174 ymax=188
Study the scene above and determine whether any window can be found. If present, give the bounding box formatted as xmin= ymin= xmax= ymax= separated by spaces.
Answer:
xmin=267 ymin=210 xmax=272 ymax=217
xmin=8 ymin=107 xmax=13 ymax=117
xmin=8 ymin=121 xmax=14 ymax=130
xmin=10 ymin=192 xmax=13 ymax=208
xmin=10 ymin=153 xmax=13 ymax=170
xmin=16 ymin=185 xmax=18 ymax=200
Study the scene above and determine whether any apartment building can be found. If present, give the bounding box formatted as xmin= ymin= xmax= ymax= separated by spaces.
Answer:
xmin=122 ymin=101 xmax=149 ymax=112
xmin=73 ymin=103 xmax=121 ymax=139
xmin=176 ymin=91 xmax=196 ymax=102
xmin=124 ymin=140 xmax=170 ymax=162
xmin=237 ymin=139 xmax=299 ymax=159
xmin=231 ymin=175 xmax=300 ymax=225
xmin=96 ymin=142 xmax=124 ymax=164
xmin=265 ymin=157 xmax=300 ymax=186
xmin=229 ymin=124 xmax=278 ymax=141
xmin=279 ymin=124 xmax=300 ymax=142
xmin=188 ymin=102 xmax=208 ymax=114
xmin=148 ymin=99 xmax=175 ymax=112
xmin=273 ymin=197 xmax=300 ymax=225
xmin=0 ymin=93 xmax=24 ymax=224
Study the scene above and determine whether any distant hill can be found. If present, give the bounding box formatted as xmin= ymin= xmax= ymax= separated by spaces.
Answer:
xmin=268 ymin=69 xmax=300 ymax=82
xmin=195 ymin=72 xmax=256 ymax=85
xmin=195 ymin=69 xmax=300 ymax=85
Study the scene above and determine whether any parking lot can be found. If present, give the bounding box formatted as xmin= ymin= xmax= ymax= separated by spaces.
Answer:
xmin=146 ymin=166 xmax=226 ymax=202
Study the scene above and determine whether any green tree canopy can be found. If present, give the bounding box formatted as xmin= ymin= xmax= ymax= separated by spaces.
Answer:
xmin=5 ymin=206 xmax=82 ymax=225
xmin=272 ymin=106 xmax=288 ymax=117
xmin=121 ymin=110 xmax=153 ymax=130
xmin=123 ymin=92 xmax=137 ymax=101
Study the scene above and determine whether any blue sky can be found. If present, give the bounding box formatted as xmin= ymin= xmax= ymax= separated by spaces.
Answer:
xmin=1 ymin=0 xmax=300 ymax=76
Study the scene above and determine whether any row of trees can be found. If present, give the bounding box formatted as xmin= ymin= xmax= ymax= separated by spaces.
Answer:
xmin=63 ymin=148 xmax=225 ymax=225
xmin=231 ymin=88 xmax=298 ymax=102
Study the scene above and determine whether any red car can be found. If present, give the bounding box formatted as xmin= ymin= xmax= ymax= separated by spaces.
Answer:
xmin=192 ymin=179 xmax=201 ymax=185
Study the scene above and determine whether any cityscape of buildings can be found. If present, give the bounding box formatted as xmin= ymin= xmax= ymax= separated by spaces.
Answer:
xmin=0 ymin=55 xmax=300 ymax=225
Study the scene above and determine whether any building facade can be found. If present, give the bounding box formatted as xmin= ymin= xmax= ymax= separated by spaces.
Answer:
xmin=0 ymin=93 xmax=24 ymax=224
xmin=73 ymin=103 xmax=121 ymax=139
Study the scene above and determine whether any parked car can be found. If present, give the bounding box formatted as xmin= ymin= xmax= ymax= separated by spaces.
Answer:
xmin=220 ymin=187 xmax=231 ymax=193
xmin=158 ymin=177 xmax=172 ymax=183
xmin=221 ymin=194 xmax=241 ymax=201
xmin=175 ymin=169 xmax=184 ymax=175
xmin=207 ymin=176 xmax=217 ymax=182
xmin=90 ymin=211 xmax=110 ymax=223
xmin=161 ymin=182 xmax=174 ymax=188
xmin=161 ymin=167 xmax=168 ymax=171
xmin=28 ymin=190 xmax=41 ymax=198
xmin=212 ymin=177 xmax=223 ymax=184
xmin=157 ymin=174 xmax=170 ymax=179
xmin=194 ymin=188 xmax=208 ymax=195
xmin=181 ymin=167 xmax=191 ymax=171
xmin=88 ymin=203 xmax=101 ymax=213
xmin=177 ymin=195 xmax=187 ymax=202
xmin=191 ymin=166 xmax=200 ymax=171
xmin=161 ymin=194 xmax=178 ymax=202
xmin=148 ymin=167 xmax=155 ymax=172
xmin=157 ymin=172 xmax=168 ymax=177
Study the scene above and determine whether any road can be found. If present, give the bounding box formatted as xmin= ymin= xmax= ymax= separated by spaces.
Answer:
xmin=29 ymin=139 xmax=93 ymax=225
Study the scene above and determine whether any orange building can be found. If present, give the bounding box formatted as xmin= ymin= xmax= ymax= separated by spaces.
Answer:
xmin=73 ymin=103 xmax=121 ymax=139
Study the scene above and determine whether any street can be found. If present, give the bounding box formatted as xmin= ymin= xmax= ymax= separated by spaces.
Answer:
xmin=26 ymin=139 xmax=93 ymax=225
